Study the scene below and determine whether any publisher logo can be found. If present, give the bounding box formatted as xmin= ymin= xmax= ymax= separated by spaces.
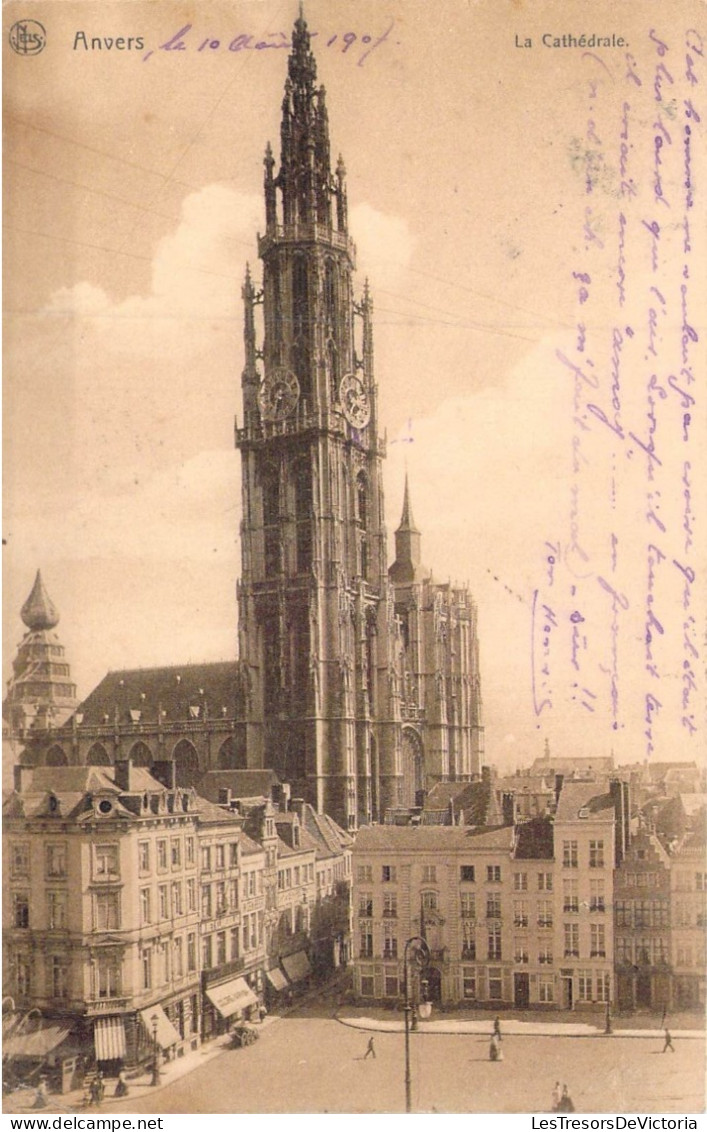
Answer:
xmin=9 ymin=19 xmax=47 ymax=55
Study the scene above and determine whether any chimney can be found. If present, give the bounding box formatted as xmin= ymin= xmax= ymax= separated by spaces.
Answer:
xmin=554 ymin=773 xmax=564 ymax=806
xmin=151 ymin=759 xmax=177 ymax=790
xmin=290 ymin=797 xmax=306 ymax=821
xmin=502 ymin=792 xmax=515 ymax=827
xmin=13 ymin=764 xmax=33 ymax=793
xmin=114 ymin=758 xmax=132 ymax=791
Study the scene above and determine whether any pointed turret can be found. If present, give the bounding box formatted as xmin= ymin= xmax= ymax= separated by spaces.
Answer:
xmin=21 ymin=569 xmax=60 ymax=631
xmin=4 ymin=571 xmax=78 ymax=736
xmin=389 ymin=475 xmax=425 ymax=584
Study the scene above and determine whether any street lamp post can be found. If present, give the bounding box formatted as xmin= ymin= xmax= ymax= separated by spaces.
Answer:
xmin=150 ymin=1013 xmax=161 ymax=1086
xmin=604 ymin=998 xmax=613 ymax=1035
xmin=403 ymin=936 xmax=429 ymax=1114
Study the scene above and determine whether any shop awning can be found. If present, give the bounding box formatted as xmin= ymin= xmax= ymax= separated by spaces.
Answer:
xmin=4 ymin=1023 xmax=71 ymax=1059
xmin=282 ymin=950 xmax=311 ymax=983
xmin=94 ymin=1017 xmax=126 ymax=1061
xmin=139 ymin=1006 xmax=181 ymax=1049
xmin=205 ymin=976 xmax=257 ymax=1017
xmin=266 ymin=967 xmax=289 ymax=991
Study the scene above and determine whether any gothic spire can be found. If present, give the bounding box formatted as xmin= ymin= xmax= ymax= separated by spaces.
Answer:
xmin=397 ymin=473 xmax=420 ymax=534
xmin=20 ymin=569 xmax=60 ymax=631
xmin=389 ymin=477 xmax=424 ymax=584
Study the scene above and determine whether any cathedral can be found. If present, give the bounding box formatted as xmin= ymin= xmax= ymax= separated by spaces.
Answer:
xmin=4 ymin=12 xmax=484 ymax=831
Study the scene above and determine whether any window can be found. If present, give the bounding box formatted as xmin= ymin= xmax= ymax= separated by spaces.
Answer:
xmin=564 ymin=923 xmax=579 ymax=957
xmin=11 ymin=842 xmax=30 ymax=878
xmin=461 ymin=921 xmax=476 ymax=959
xmin=486 ymin=892 xmax=501 ymax=919
xmin=51 ymin=956 xmax=68 ymax=999
xmin=47 ymin=891 xmax=67 ymax=930
xmin=46 ymin=844 xmax=67 ymax=878
xmin=487 ymin=865 xmax=501 ymax=883
xmin=230 ymin=843 xmax=239 ymax=867
xmin=463 ymin=967 xmax=477 ymax=999
xmin=94 ymin=844 xmax=119 ymax=878
xmin=383 ymin=864 xmax=398 ymax=883
xmin=187 ymin=933 xmax=196 ymax=972
xmin=696 ymin=872 xmax=706 ymax=892
xmin=539 ymin=975 xmax=554 ymax=1002
xmin=13 ymin=892 xmax=30 ymax=929
xmin=538 ymin=872 xmax=553 ymax=891
xmin=216 ymin=931 xmax=227 ymax=966
xmin=513 ymin=900 xmax=529 ymax=927
xmin=421 ymin=890 xmax=438 ymax=912
xmin=230 ymin=879 xmax=239 ymax=909
xmin=95 ymin=891 xmax=120 ymax=931
xmin=563 ymin=879 xmax=579 ymax=913
xmin=563 ymin=840 xmax=578 ymax=869
xmin=596 ymin=971 xmax=610 ymax=1002
xmin=513 ymin=872 xmax=528 ymax=892
xmin=577 ymin=970 xmax=593 ymax=1001
xmin=383 ymin=892 xmax=397 ymax=917
xmin=186 ymin=878 xmax=196 ymax=912
xmin=202 ymin=935 xmax=213 ymax=970
xmin=230 ymin=927 xmax=240 ymax=961
xmin=488 ymin=967 xmax=503 ymax=999
xmin=460 ymin=893 xmax=476 ymax=919
xmin=159 ymin=885 xmax=169 ymax=920
xmin=538 ymin=943 xmax=553 ymax=965
xmin=488 ymin=923 xmax=502 ymax=960
xmin=589 ymin=840 xmax=605 ymax=869
xmin=172 ymin=882 xmax=183 ymax=916
xmin=157 ymin=840 xmax=168 ymax=871
xmin=616 ymin=937 xmax=632 ymax=964
xmin=460 ymin=865 xmax=475 ymax=883
xmin=172 ymin=936 xmax=183 ymax=978
xmin=383 ymin=923 xmax=398 ymax=959
xmin=537 ymin=899 xmax=553 ymax=928
xmin=590 ymin=923 xmax=605 ymax=958
xmin=249 ymin=873 xmax=256 ymax=897
xmin=357 ymin=865 xmax=373 ymax=883
xmin=215 ymin=844 xmax=225 ymax=870
xmin=140 ymin=888 xmax=151 ymax=925
xmin=422 ymin=865 xmax=436 ymax=884
xmin=185 ymin=837 xmax=195 ymax=866
xmin=16 ymin=957 xmax=31 ymax=997
xmin=615 ymin=899 xmax=631 ymax=928
xmin=139 ymin=841 xmax=150 ymax=873
xmin=142 ymin=948 xmax=152 ymax=990
xmin=201 ymin=885 xmax=212 ymax=919
xmin=201 ymin=846 xmax=212 ymax=872
xmin=359 ymin=921 xmax=373 ymax=959
xmin=514 ymin=939 xmax=529 ymax=964
xmin=589 ymin=879 xmax=605 ymax=912
xmin=360 ymin=974 xmax=375 ymax=998
xmin=97 ymin=954 xmax=121 ymax=999
xmin=216 ymin=881 xmax=227 ymax=915
xmin=384 ymin=968 xmax=399 ymax=998
xmin=171 ymin=838 xmax=181 ymax=867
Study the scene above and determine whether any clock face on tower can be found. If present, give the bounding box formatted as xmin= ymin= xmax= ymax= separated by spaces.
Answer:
xmin=258 ymin=368 xmax=300 ymax=421
xmin=339 ymin=373 xmax=371 ymax=428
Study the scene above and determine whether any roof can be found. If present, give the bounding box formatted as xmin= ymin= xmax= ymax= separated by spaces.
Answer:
xmin=529 ymin=755 xmax=614 ymax=776
xmin=354 ymin=824 xmax=514 ymax=853
xmin=196 ymin=769 xmax=281 ymax=802
xmin=498 ymin=775 xmax=554 ymax=793
xmin=2 ymin=764 xmax=189 ymax=822
xmin=191 ymin=793 xmax=244 ymax=827
xmin=423 ymin=779 xmax=504 ymax=827
xmin=554 ymin=781 xmax=615 ymax=822
xmin=514 ymin=817 xmax=554 ymax=859
xmin=73 ymin=662 xmax=240 ymax=726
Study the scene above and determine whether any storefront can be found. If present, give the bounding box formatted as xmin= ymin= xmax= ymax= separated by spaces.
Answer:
xmin=204 ymin=975 xmax=258 ymax=1038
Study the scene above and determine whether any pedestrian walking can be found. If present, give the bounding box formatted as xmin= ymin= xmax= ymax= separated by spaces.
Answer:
xmin=33 ymin=1078 xmax=48 ymax=1109
xmin=552 ymin=1081 xmax=562 ymax=1111
xmin=489 ymin=1034 xmax=503 ymax=1061
xmin=558 ymin=1084 xmax=575 ymax=1113
xmin=493 ymin=1015 xmax=502 ymax=1041
xmin=662 ymin=1028 xmax=675 ymax=1053
xmin=114 ymin=1069 xmax=129 ymax=1098
xmin=363 ymin=1036 xmax=376 ymax=1060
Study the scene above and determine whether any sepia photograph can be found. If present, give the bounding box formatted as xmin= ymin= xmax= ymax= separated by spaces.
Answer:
xmin=2 ymin=0 xmax=706 ymax=1116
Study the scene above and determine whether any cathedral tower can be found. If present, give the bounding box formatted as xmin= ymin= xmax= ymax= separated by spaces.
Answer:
xmin=236 ymin=11 xmax=387 ymax=829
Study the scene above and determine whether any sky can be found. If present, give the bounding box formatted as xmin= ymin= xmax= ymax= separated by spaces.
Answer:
xmin=4 ymin=0 xmax=706 ymax=772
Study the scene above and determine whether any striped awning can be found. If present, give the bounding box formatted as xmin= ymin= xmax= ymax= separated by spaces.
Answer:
xmin=206 ymin=976 xmax=257 ymax=1017
xmin=139 ymin=1006 xmax=181 ymax=1049
xmin=94 ymin=1017 xmax=126 ymax=1061
xmin=4 ymin=1023 xmax=71 ymax=1059
xmin=282 ymin=950 xmax=311 ymax=982
xmin=266 ymin=967 xmax=289 ymax=991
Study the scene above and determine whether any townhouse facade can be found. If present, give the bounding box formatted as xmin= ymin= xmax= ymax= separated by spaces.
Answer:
xmin=3 ymin=759 xmax=351 ymax=1073
xmin=670 ymin=825 xmax=706 ymax=1009
xmin=614 ymin=823 xmax=672 ymax=1013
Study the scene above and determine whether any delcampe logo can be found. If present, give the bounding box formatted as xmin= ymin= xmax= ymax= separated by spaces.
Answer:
xmin=8 ymin=19 xmax=47 ymax=55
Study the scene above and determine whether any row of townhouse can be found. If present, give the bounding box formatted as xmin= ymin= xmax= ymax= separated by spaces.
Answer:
xmin=352 ymin=780 xmax=627 ymax=1012
xmin=2 ymin=760 xmax=352 ymax=1076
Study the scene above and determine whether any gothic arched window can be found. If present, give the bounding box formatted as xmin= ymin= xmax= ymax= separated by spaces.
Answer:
xmin=172 ymin=739 xmax=200 ymax=787
xmin=292 ymin=256 xmax=310 ymax=400
xmin=262 ymin=462 xmax=281 ymax=577
xmin=294 ymin=454 xmax=313 ymax=573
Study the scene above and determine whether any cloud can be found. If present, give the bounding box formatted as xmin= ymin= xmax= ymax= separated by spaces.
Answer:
xmin=350 ymin=202 xmax=415 ymax=293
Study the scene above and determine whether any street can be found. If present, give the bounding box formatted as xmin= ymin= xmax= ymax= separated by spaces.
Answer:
xmin=97 ymin=1015 xmax=705 ymax=1115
